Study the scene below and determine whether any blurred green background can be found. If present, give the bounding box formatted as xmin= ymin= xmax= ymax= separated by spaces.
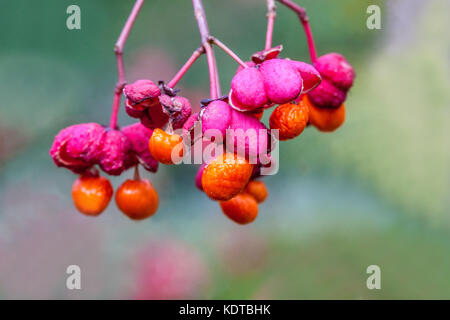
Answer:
xmin=0 ymin=0 xmax=449 ymax=299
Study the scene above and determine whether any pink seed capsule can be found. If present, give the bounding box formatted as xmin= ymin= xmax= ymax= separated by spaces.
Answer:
xmin=259 ymin=58 xmax=303 ymax=104
xmin=307 ymin=79 xmax=347 ymax=109
xmin=200 ymin=100 xmax=232 ymax=138
xmin=289 ymin=60 xmax=322 ymax=93
xmin=98 ymin=129 xmax=132 ymax=176
xmin=50 ymin=122 xmax=105 ymax=173
xmin=230 ymin=66 xmax=268 ymax=111
xmin=140 ymin=102 xmax=170 ymax=129
xmin=227 ymin=108 xmax=270 ymax=163
xmin=123 ymin=79 xmax=161 ymax=107
xmin=125 ymin=99 xmax=146 ymax=118
xmin=158 ymin=95 xmax=192 ymax=130
xmin=121 ymin=123 xmax=158 ymax=173
xmin=313 ymin=53 xmax=355 ymax=91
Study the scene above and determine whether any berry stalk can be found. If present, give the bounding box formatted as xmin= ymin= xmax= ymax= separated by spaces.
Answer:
xmin=209 ymin=37 xmax=248 ymax=69
xmin=276 ymin=0 xmax=317 ymax=62
xmin=167 ymin=47 xmax=205 ymax=88
xmin=265 ymin=0 xmax=277 ymax=50
xmin=133 ymin=165 xmax=141 ymax=181
xmin=110 ymin=0 xmax=145 ymax=129
xmin=192 ymin=0 xmax=220 ymax=99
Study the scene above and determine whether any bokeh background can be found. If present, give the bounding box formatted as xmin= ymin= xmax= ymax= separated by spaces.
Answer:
xmin=0 ymin=0 xmax=449 ymax=299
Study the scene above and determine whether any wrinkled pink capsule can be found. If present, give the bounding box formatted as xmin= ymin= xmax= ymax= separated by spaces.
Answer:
xmin=141 ymin=103 xmax=170 ymax=129
xmin=125 ymin=99 xmax=145 ymax=118
xmin=158 ymin=95 xmax=192 ymax=130
xmin=230 ymin=67 xmax=268 ymax=111
xmin=98 ymin=129 xmax=132 ymax=176
xmin=227 ymin=109 xmax=270 ymax=162
xmin=259 ymin=58 xmax=303 ymax=104
xmin=307 ymin=79 xmax=347 ymax=108
xmin=200 ymin=100 xmax=232 ymax=138
xmin=121 ymin=123 xmax=158 ymax=173
xmin=314 ymin=53 xmax=355 ymax=90
xmin=289 ymin=60 xmax=322 ymax=93
xmin=49 ymin=123 xmax=105 ymax=173
xmin=123 ymin=79 xmax=161 ymax=107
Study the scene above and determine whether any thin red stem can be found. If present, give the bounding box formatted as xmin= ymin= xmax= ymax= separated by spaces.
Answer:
xmin=110 ymin=0 xmax=145 ymax=129
xmin=276 ymin=0 xmax=317 ymax=62
xmin=265 ymin=0 xmax=276 ymax=50
xmin=167 ymin=47 xmax=205 ymax=88
xmin=302 ymin=21 xmax=317 ymax=63
xmin=209 ymin=37 xmax=248 ymax=69
xmin=192 ymin=0 xmax=219 ymax=99
xmin=133 ymin=165 xmax=141 ymax=181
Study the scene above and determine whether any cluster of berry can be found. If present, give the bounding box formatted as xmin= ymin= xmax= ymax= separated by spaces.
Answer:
xmin=49 ymin=0 xmax=354 ymax=225
xmin=192 ymin=49 xmax=353 ymax=224
xmin=50 ymin=122 xmax=159 ymax=220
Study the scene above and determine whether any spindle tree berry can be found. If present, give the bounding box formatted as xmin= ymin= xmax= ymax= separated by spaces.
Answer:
xmin=49 ymin=0 xmax=355 ymax=224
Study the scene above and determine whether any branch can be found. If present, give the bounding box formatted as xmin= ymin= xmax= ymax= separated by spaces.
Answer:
xmin=192 ymin=0 xmax=220 ymax=99
xmin=276 ymin=0 xmax=317 ymax=62
xmin=265 ymin=0 xmax=276 ymax=50
xmin=110 ymin=0 xmax=145 ymax=129
xmin=167 ymin=47 xmax=205 ymax=88
xmin=209 ymin=37 xmax=248 ymax=69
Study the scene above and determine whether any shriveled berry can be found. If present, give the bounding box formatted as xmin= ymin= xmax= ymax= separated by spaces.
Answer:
xmin=159 ymin=95 xmax=192 ymax=129
xmin=125 ymin=100 xmax=145 ymax=118
xmin=115 ymin=179 xmax=159 ymax=220
xmin=173 ymin=97 xmax=192 ymax=129
xmin=220 ymin=193 xmax=258 ymax=225
xmin=121 ymin=123 xmax=158 ymax=173
xmin=141 ymin=104 xmax=170 ymax=129
xmin=201 ymin=153 xmax=253 ymax=201
xmin=269 ymin=101 xmax=309 ymax=141
xmin=304 ymin=95 xmax=346 ymax=132
xmin=72 ymin=174 xmax=113 ymax=216
xmin=148 ymin=128 xmax=184 ymax=165
xmin=245 ymin=180 xmax=268 ymax=203
xmin=98 ymin=129 xmax=132 ymax=175
xmin=123 ymin=79 xmax=161 ymax=107
xmin=50 ymin=123 xmax=105 ymax=174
